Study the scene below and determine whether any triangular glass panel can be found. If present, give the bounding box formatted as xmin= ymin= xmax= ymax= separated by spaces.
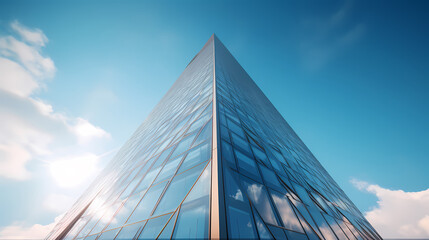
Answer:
xmin=156 ymin=209 xmax=179 ymax=240
xmin=136 ymin=213 xmax=172 ymax=239
xmin=152 ymin=161 xmax=207 ymax=215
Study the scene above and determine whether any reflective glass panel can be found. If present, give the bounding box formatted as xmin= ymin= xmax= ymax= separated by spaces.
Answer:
xmin=153 ymin=162 xmax=206 ymax=215
xmin=253 ymin=209 xmax=273 ymax=239
xmin=137 ymin=214 xmax=171 ymax=239
xmin=270 ymin=191 xmax=304 ymax=233
xmin=114 ymin=221 xmax=145 ymax=240
xmin=235 ymin=149 xmax=260 ymax=180
xmin=126 ymin=181 xmax=167 ymax=224
xmin=156 ymin=210 xmax=178 ymax=240
xmin=154 ymin=155 xmax=183 ymax=183
xmin=241 ymin=177 xmax=278 ymax=225
xmin=172 ymin=196 xmax=209 ymax=239
xmin=177 ymin=141 xmax=210 ymax=173
xmin=227 ymin=206 xmax=258 ymax=239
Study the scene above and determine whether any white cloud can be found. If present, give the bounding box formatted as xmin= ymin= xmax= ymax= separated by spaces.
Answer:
xmin=0 ymin=214 xmax=63 ymax=239
xmin=0 ymin=143 xmax=31 ymax=180
xmin=0 ymin=35 xmax=55 ymax=80
xmin=0 ymin=21 xmax=110 ymax=182
xmin=0 ymin=58 xmax=38 ymax=97
xmin=10 ymin=20 xmax=48 ymax=47
xmin=0 ymin=20 xmax=115 ymax=240
xmin=72 ymin=118 xmax=111 ymax=143
xmin=351 ymin=179 xmax=429 ymax=238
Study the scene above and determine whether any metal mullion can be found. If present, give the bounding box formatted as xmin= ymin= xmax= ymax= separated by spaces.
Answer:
xmin=156 ymin=160 xmax=211 ymax=239
xmin=112 ymin=164 xmax=147 ymax=203
xmin=149 ymin=119 xmax=212 ymax=217
xmin=248 ymin=199 xmax=276 ymax=240
xmin=158 ymin=98 xmax=205 ymax=151
xmin=166 ymin=205 xmax=181 ymax=240
xmin=165 ymin=104 xmax=212 ymax=152
xmin=120 ymin=147 xmax=177 ymax=226
xmin=85 ymin=199 xmax=124 ymax=237
xmin=153 ymin=209 xmax=179 ymax=240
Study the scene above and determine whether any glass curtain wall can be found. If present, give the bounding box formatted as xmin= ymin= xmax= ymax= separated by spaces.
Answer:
xmin=47 ymin=35 xmax=381 ymax=240
xmin=214 ymin=36 xmax=381 ymax=240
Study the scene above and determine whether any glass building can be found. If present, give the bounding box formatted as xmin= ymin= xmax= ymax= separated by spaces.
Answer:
xmin=46 ymin=35 xmax=381 ymax=240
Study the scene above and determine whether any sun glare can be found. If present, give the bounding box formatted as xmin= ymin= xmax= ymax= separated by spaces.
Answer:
xmin=49 ymin=154 xmax=98 ymax=188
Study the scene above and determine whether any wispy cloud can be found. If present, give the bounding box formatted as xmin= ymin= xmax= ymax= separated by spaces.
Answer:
xmin=351 ymin=179 xmax=429 ymax=238
xmin=0 ymin=214 xmax=64 ymax=239
xmin=0 ymin=20 xmax=114 ymax=238
xmin=0 ymin=21 xmax=111 ymax=181
xmin=10 ymin=20 xmax=48 ymax=47
xmin=298 ymin=0 xmax=365 ymax=71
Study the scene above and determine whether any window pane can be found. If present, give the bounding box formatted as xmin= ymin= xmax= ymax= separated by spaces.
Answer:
xmin=97 ymin=228 xmax=120 ymax=239
xmin=325 ymin=214 xmax=348 ymax=240
xmin=267 ymin=225 xmax=286 ymax=239
xmin=126 ymin=181 xmax=167 ymax=224
xmin=137 ymin=214 xmax=171 ymax=239
xmin=172 ymin=196 xmax=210 ymax=239
xmin=119 ymin=175 xmax=142 ymax=200
xmin=227 ymin=206 xmax=257 ymax=239
xmin=154 ymin=155 xmax=183 ymax=183
xmin=252 ymin=146 xmax=269 ymax=166
xmin=134 ymin=166 xmax=161 ymax=194
xmin=285 ymin=230 xmax=308 ymax=240
xmin=235 ymin=149 xmax=260 ymax=180
xmin=105 ymin=191 xmax=145 ymax=230
xmin=231 ymin=133 xmax=251 ymax=155
xmin=337 ymin=220 xmax=357 ymax=240
xmin=170 ymin=131 xmax=197 ymax=159
xmin=114 ymin=221 xmax=145 ymax=240
xmin=224 ymin=166 xmax=259 ymax=238
xmin=153 ymin=162 xmax=205 ymax=215
xmin=259 ymin=165 xmax=283 ymax=190
xmin=157 ymin=210 xmax=178 ymax=240
xmin=224 ymin=168 xmax=244 ymax=204
xmin=241 ymin=177 xmax=278 ymax=225
xmin=220 ymin=125 xmax=230 ymax=142
xmin=188 ymin=109 xmax=211 ymax=133
xmin=270 ymin=191 xmax=304 ymax=233
xmin=89 ymin=201 xmax=122 ymax=235
xmin=253 ymin=209 xmax=273 ymax=239
xmin=182 ymin=162 xmax=211 ymax=203
xmin=293 ymin=184 xmax=314 ymax=207
xmin=308 ymin=208 xmax=337 ymax=240
xmin=290 ymin=198 xmax=324 ymax=239
xmin=178 ymin=141 xmax=210 ymax=173
xmin=193 ymin=120 xmax=211 ymax=146
xmin=152 ymin=146 xmax=174 ymax=169
xmin=221 ymin=140 xmax=236 ymax=169
xmin=227 ymin=118 xmax=246 ymax=138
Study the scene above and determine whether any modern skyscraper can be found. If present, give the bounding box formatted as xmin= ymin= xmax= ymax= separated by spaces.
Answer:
xmin=46 ymin=35 xmax=381 ymax=240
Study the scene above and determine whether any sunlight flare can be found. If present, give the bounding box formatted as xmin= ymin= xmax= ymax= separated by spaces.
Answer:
xmin=49 ymin=154 xmax=98 ymax=188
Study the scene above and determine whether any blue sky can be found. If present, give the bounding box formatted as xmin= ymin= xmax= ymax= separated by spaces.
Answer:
xmin=0 ymin=0 xmax=428 ymax=238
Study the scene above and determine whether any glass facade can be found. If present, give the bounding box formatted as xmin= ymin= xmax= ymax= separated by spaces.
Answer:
xmin=46 ymin=35 xmax=381 ymax=240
